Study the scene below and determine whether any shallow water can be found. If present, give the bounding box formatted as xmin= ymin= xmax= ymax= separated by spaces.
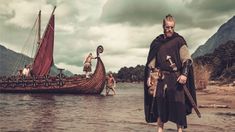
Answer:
xmin=0 ymin=83 xmax=235 ymax=132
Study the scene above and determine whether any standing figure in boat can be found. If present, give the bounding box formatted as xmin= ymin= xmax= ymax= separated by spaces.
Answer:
xmin=105 ymin=72 xmax=116 ymax=96
xmin=144 ymin=14 xmax=197 ymax=132
xmin=83 ymin=53 xmax=96 ymax=78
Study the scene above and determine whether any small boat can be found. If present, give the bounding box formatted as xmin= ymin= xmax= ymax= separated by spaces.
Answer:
xmin=0 ymin=6 xmax=106 ymax=94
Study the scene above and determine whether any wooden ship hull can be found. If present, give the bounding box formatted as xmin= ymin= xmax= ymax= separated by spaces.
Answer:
xmin=0 ymin=57 xmax=106 ymax=94
xmin=0 ymin=7 xmax=106 ymax=94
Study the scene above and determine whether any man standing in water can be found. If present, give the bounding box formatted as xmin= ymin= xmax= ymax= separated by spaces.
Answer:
xmin=83 ymin=53 xmax=96 ymax=78
xmin=105 ymin=72 xmax=116 ymax=95
xmin=144 ymin=14 xmax=197 ymax=132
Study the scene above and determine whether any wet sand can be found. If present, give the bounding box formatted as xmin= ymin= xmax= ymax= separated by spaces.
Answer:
xmin=184 ymin=84 xmax=235 ymax=132
xmin=197 ymin=85 xmax=235 ymax=109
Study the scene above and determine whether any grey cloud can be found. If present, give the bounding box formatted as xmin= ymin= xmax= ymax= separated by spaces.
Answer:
xmin=100 ymin=0 xmax=195 ymax=27
xmin=184 ymin=0 xmax=235 ymax=29
xmin=55 ymin=54 xmax=84 ymax=67
xmin=186 ymin=0 xmax=235 ymax=14
xmin=0 ymin=10 xmax=14 ymax=21
xmin=0 ymin=22 xmax=36 ymax=54
xmin=104 ymin=49 xmax=128 ymax=56
xmin=100 ymin=0 xmax=234 ymax=29
xmin=100 ymin=0 xmax=171 ymax=25
xmin=46 ymin=0 xmax=57 ymax=5
xmin=54 ymin=36 xmax=96 ymax=66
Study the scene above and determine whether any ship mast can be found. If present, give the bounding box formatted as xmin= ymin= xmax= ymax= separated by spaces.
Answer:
xmin=36 ymin=6 xmax=56 ymax=47
xmin=37 ymin=10 xmax=41 ymax=45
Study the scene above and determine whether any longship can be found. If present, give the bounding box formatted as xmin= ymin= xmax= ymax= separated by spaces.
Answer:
xmin=0 ymin=7 xmax=106 ymax=94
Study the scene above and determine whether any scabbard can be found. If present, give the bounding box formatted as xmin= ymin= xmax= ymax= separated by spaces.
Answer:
xmin=183 ymin=84 xmax=201 ymax=118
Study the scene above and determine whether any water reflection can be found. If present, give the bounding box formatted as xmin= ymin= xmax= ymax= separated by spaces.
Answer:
xmin=30 ymin=94 xmax=56 ymax=132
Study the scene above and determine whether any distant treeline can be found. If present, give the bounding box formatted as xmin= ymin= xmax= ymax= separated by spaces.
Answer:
xmin=194 ymin=40 xmax=235 ymax=82
xmin=113 ymin=65 xmax=145 ymax=82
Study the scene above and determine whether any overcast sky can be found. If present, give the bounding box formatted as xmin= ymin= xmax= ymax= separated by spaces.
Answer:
xmin=0 ymin=0 xmax=234 ymax=74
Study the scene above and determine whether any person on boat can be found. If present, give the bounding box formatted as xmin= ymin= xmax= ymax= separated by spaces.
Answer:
xmin=83 ymin=53 xmax=96 ymax=78
xmin=105 ymin=72 xmax=116 ymax=95
xmin=22 ymin=65 xmax=31 ymax=77
xmin=144 ymin=14 xmax=197 ymax=132
xmin=17 ymin=69 xmax=23 ymax=77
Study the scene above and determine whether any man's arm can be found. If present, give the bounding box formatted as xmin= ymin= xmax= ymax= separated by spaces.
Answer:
xmin=178 ymin=45 xmax=192 ymax=84
xmin=112 ymin=77 xmax=116 ymax=88
xmin=91 ymin=55 xmax=97 ymax=59
xmin=179 ymin=45 xmax=192 ymax=63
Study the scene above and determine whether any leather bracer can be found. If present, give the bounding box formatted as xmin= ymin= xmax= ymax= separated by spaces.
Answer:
xmin=181 ymin=59 xmax=192 ymax=77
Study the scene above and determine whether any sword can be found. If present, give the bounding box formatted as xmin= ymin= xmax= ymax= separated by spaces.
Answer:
xmin=166 ymin=55 xmax=201 ymax=118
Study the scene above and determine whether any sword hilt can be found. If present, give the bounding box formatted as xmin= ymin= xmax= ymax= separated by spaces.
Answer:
xmin=166 ymin=55 xmax=177 ymax=71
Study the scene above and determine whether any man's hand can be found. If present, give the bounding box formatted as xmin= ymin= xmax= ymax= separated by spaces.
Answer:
xmin=147 ymin=77 xmax=152 ymax=87
xmin=177 ymin=75 xmax=187 ymax=84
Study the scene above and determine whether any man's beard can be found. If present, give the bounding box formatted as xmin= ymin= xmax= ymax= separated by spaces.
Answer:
xmin=165 ymin=31 xmax=173 ymax=37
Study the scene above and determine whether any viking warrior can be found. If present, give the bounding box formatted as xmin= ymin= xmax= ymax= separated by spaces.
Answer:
xmin=83 ymin=53 xmax=96 ymax=78
xmin=105 ymin=72 xmax=116 ymax=95
xmin=144 ymin=14 xmax=197 ymax=132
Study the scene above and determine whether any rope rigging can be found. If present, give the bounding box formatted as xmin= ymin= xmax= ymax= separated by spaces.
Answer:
xmin=11 ymin=14 xmax=39 ymax=75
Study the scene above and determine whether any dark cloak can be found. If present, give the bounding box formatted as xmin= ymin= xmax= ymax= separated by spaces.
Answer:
xmin=144 ymin=32 xmax=197 ymax=124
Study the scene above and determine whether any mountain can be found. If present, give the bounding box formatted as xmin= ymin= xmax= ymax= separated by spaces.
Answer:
xmin=192 ymin=16 xmax=235 ymax=58
xmin=0 ymin=44 xmax=73 ymax=76
xmin=0 ymin=44 xmax=32 ymax=76
xmin=193 ymin=40 xmax=235 ymax=83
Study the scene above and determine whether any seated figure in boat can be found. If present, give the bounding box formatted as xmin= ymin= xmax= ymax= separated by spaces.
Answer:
xmin=22 ymin=65 xmax=31 ymax=77
xmin=17 ymin=69 xmax=23 ymax=77
xmin=105 ymin=72 xmax=116 ymax=95
xmin=83 ymin=53 xmax=96 ymax=78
